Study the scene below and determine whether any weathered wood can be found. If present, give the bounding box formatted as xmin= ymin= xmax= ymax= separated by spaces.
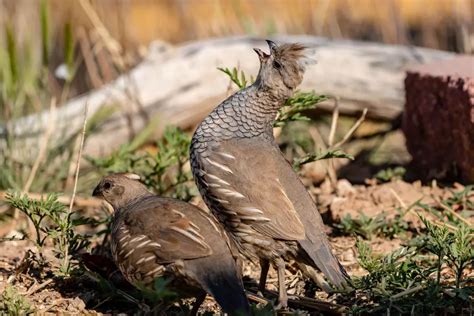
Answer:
xmin=2 ymin=35 xmax=454 ymax=158
xmin=402 ymin=55 xmax=474 ymax=182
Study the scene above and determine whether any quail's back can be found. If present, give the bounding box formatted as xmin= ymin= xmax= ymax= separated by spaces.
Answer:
xmin=190 ymin=41 xmax=349 ymax=307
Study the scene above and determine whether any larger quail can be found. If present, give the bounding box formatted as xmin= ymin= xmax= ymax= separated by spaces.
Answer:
xmin=190 ymin=40 xmax=349 ymax=307
xmin=92 ymin=173 xmax=251 ymax=315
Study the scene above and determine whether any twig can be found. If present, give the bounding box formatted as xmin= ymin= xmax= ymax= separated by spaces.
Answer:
xmin=326 ymin=96 xmax=340 ymax=187
xmin=245 ymin=291 xmax=270 ymax=305
xmin=23 ymin=98 xmax=57 ymax=195
xmin=63 ymin=102 xmax=88 ymax=272
xmin=414 ymin=207 xmax=459 ymax=232
xmin=328 ymin=96 xmax=339 ymax=147
xmin=389 ymin=188 xmax=408 ymax=209
xmin=263 ymin=288 xmax=346 ymax=314
xmin=390 ymin=284 xmax=424 ymax=300
xmin=77 ymin=27 xmax=104 ymax=89
xmin=69 ymin=102 xmax=89 ymax=213
xmin=0 ymin=191 xmax=104 ymax=208
xmin=14 ymin=99 xmax=57 ymax=235
xmin=333 ymin=108 xmax=368 ymax=148
xmin=432 ymin=196 xmax=471 ymax=227
xmin=25 ymin=278 xmax=54 ymax=296
xmin=388 ymin=189 xmax=461 ymax=233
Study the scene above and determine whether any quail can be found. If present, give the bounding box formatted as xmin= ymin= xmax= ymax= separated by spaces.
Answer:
xmin=190 ymin=40 xmax=349 ymax=308
xmin=92 ymin=173 xmax=251 ymax=315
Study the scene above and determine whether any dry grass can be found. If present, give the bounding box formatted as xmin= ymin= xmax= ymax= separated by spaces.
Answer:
xmin=1 ymin=0 xmax=472 ymax=57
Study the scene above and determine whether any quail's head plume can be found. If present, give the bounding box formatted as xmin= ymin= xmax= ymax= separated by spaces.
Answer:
xmin=254 ymin=40 xmax=315 ymax=92
xmin=190 ymin=40 xmax=349 ymax=309
xmin=92 ymin=173 xmax=250 ymax=315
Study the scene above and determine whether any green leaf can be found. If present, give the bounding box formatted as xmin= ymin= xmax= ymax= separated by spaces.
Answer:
xmin=292 ymin=148 xmax=354 ymax=169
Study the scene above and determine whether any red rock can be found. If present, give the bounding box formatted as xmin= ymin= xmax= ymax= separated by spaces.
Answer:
xmin=402 ymin=56 xmax=474 ymax=182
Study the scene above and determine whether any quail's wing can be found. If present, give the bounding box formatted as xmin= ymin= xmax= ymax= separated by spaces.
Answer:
xmin=122 ymin=196 xmax=213 ymax=263
xmin=197 ymin=137 xmax=306 ymax=241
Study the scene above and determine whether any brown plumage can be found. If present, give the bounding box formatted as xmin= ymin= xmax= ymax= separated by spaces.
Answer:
xmin=92 ymin=173 xmax=250 ymax=315
xmin=190 ymin=40 xmax=349 ymax=308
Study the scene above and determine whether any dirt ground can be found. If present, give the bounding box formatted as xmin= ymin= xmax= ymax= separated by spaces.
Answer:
xmin=1 ymin=175 xmax=472 ymax=315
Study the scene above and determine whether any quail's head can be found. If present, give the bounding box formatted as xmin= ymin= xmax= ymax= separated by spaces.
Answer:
xmin=92 ymin=173 xmax=151 ymax=209
xmin=254 ymin=40 xmax=315 ymax=92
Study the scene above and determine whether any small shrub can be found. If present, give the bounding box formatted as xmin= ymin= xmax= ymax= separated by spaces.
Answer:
xmin=5 ymin=192 xmax=103 ymax=275
xmin=0 ymin=284 xmax=34 ymax=315
xmin=88 ymin=126 xmax=194 ymax=201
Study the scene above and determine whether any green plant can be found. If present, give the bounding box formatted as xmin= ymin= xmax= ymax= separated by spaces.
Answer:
xmin=337 ymin=213 xmax=386 ymax=240
xmin=292 ymin=148 xmax=353 ymax=170
xmin=0 ymin=284 xmax=35 ymax=315
xmin=420 ymin=217 xmax=452 ymax=285
xmin=274 ymin=91 xmax=328 ymax=127
xmin=353 ymin=212 xmax=474 ymax=315
xmin=420 ymin=216 xmax=473 ymax=288
xmin=137 ymin=278 xmax=178 ymax=313
xmin=217 ymin=66 xmax=253 ymax=89
xmin=337 ymin=209 xmax=410 ymax=240
xmin=5 ymin=192 xmax=103 ymax=275
xmin=88 ymin=126 xmax=195 ymax=201
xmin=443 ymin=185 xmax=474 ymax=218
xmin=447 ymin=224 xmax=473 ymax=289
xmin=375 ymin=166 xmax=406 ymax=182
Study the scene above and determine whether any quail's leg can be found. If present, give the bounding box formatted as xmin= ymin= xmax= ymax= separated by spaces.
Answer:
xmin=275 ymin=259 xmax=288 ymax=309
xmin=258 ymin=258 xmax=270 ymax=295
xmin=190 ymin=292 xmax=206 ymax=316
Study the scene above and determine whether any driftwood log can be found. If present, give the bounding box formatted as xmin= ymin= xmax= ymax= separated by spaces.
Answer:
xmin=3 ymin=35 xmax=454 ymax=158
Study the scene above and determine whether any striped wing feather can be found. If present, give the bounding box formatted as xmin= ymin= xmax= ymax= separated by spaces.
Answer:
xmin=201 ymin=138 xmax=306 ymax=241
xmin=123 ymin=196 xmax=213 ymax=263
xmin=201 ymin=138 xmax=349 ymax=287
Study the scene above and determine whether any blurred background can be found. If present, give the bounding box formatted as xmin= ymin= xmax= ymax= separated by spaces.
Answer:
xmin=1 ymin=0 xmax=472 ymax=101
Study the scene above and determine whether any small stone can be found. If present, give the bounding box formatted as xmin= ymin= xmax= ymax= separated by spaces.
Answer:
xmin=336 ymin=179 xmax=356 ymax=197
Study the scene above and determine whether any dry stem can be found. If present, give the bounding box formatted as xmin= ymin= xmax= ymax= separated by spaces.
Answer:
xmin=0 ymin=191 xmax=104 ymax=209
xmin=333 ymin=107 xmax=368 ymax=148
xmin=389 ymin=188 xmax=465 ymax=233
xmin=326 ymin=96 xmax=340 ymax=186
xmin=328 ymin=96 xmax=340 ymax=147
xmin=23 ymin=98 xmax=57 ymax=194
xmin=63 ymin=102 xmax=88 ymax=273
xmin=13 ymin=99 xmax=57 ymax=235
xmin=68 ymin=102 xmax=89 ymax=213
xmin=432 ymin=196 xmax=472 ymax=227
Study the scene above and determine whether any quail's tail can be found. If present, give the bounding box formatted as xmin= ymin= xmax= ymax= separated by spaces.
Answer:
xmin=189 ymin=258 xmax=251 ymax=316
xmin=299 ymin=239 xmax=350 ymax=290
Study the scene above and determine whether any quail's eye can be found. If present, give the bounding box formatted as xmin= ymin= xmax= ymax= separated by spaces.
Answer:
xmin=273 ymin=60 xmax=282 ymax=69
xmin=103 ymin=181 xmax=112 ymax=190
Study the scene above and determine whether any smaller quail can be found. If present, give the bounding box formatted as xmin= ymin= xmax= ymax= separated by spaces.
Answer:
xmin=92 ymin=173 xmax=251 ymax=315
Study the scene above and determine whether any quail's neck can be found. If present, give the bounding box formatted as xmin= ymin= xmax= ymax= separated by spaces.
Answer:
xmin=242 ymin=86 xmax=284 ymax=131
xmin=195 ymin=84 xmax=292 ymax=143
xmin=113 ymin=191 xmax=154 ymax=213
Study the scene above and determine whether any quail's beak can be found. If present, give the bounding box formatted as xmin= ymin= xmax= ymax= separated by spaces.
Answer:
xmin=92 ymin=185 xmax=102 ymax=197
xmin=265 ymin=39 xmax=277 ymax=51
xmin=253 ymin=48 xmax=269 ymax=61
